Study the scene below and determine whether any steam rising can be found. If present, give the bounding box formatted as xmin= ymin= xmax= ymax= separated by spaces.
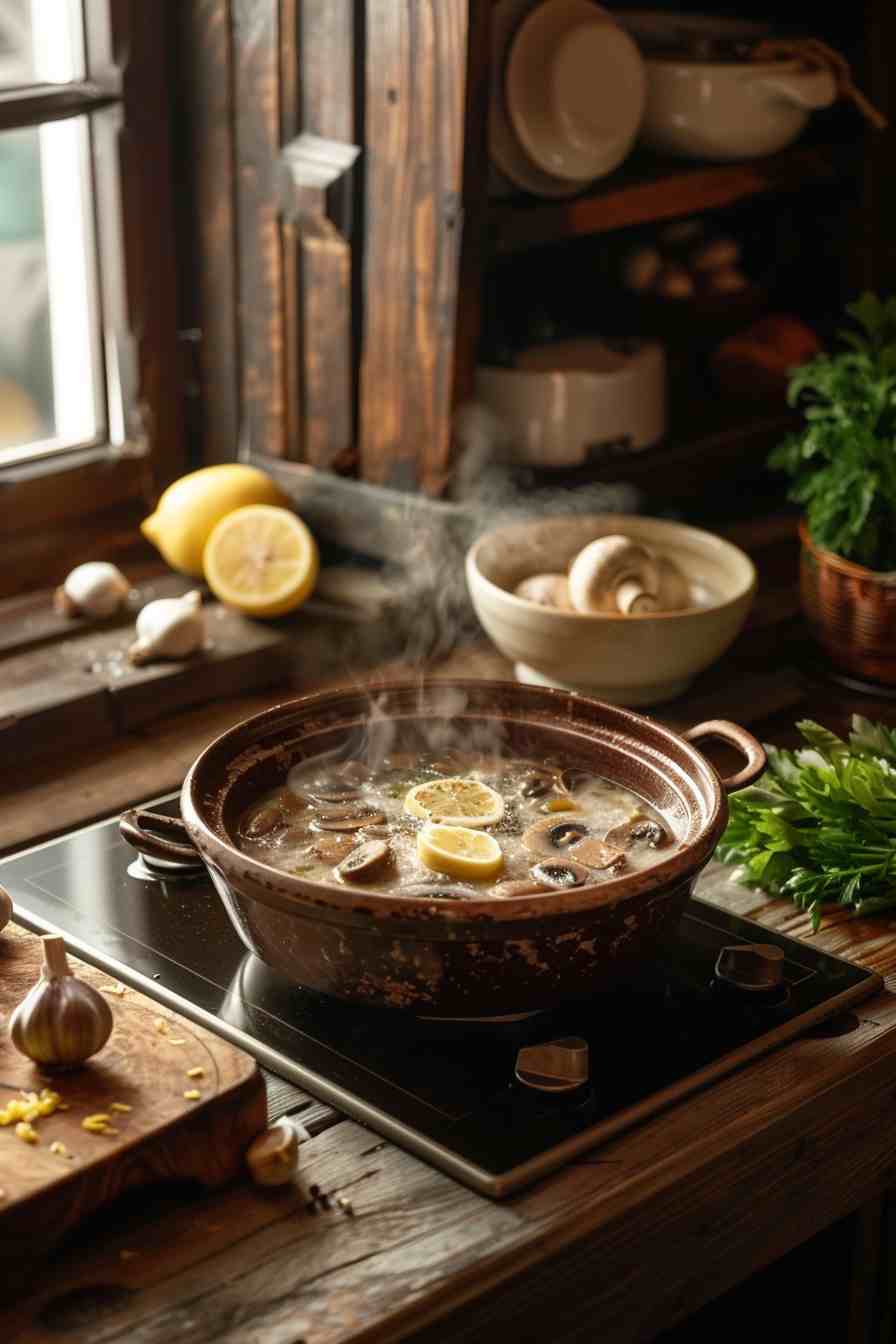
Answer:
xmin=286 ymin=435 xmax=639 ymax=779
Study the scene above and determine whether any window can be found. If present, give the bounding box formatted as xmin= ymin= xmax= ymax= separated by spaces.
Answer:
xmin=0 ymin=0 xmax=181 ymax=485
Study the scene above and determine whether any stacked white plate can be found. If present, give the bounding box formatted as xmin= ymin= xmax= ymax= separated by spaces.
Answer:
xmin=490 ymin=0 xmax=646 ymax=197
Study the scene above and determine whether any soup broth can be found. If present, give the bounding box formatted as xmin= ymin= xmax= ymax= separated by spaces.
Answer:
xmin=236 ymin=751 xmax=677 ymax=899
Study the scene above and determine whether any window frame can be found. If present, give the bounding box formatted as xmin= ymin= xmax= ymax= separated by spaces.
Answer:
xmin=0 ymin=0 xmax=183 ymax=595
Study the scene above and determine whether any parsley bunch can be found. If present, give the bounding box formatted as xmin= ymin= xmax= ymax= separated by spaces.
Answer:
xmin=768 ymin=293 xmax=896 ymax=571
xmin=717 ymin=716 xmax=896 ymax=931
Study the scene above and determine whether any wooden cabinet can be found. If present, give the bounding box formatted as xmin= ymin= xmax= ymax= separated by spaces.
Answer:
xmin=176 ymin=1 xmax=896 ymax=503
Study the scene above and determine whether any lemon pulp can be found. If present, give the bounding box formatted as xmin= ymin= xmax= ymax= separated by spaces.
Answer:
xmin=417 ymin=823 xmax=504 ymax=882
xmin=202 ymin=504 xmax=318 ymax=616
xmin=404 ymin=778 xmax=504 ymax=828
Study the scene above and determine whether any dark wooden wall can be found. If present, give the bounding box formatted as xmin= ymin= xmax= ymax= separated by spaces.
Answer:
xmin=177 ymin=0 xmax=469 ymax=493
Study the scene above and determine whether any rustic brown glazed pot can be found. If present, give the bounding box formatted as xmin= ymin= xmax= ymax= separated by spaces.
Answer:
xmin=800 ymin=520 xmax=896 ymax=685
xmin=120 ymin=681 xmax=765 ymax=1018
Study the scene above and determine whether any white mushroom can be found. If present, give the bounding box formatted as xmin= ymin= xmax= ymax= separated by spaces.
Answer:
xmin=54 ymin=562 xmax=131 ymax=618
xmin=128 ymin=590 xmax=205 ymax=665
xmin=514 ymin=573 xmax=573 ymax=609
xmin=568 ymin=537 xmax=661 ymax=615
xmin=656 ymin=555 xmax=691 ymax=610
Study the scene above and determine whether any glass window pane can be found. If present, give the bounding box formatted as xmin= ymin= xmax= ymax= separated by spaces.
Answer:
xmin=0 ymin=0 xmax=85 ymax=91
xmin=0 ymin=116 xmax=104 ymax=464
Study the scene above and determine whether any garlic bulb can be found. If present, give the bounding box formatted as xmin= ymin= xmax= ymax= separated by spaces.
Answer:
xmin=55 ymin=562 xmax=131 ymax=618
xmin=128 ymin=589 xmax=205 ymax=665
xmin=0 ymin=883 xmax=11 ymax=934
xmin=10 ymin=935 xmax=113 ymax=1068
xmin=246 ymin=1120 xmax=300 ymax=1187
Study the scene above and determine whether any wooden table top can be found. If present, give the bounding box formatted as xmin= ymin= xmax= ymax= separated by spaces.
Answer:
xmin=4 ymin=511 xmax=896 ymax=1344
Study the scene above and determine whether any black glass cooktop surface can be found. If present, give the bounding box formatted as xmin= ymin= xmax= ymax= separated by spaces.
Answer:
xmin=0 ymin=797 xmax=881 ymax=1197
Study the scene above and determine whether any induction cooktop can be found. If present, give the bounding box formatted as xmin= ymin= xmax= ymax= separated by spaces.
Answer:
xmin=0 ymin=797 xmax=881 ymax=1197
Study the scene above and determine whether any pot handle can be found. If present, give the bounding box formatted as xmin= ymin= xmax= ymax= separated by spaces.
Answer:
xmin=758 ymin=69 xmax=838 ymax=111
xmin=119 ymin=808 xmax=202 ymax=865
xmin=682 ymin=720 xmax=767 ymax=794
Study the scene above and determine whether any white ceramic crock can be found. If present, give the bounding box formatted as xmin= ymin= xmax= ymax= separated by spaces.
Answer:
xmin=472 ymin=340 xmax=667 ymax=469
xmin=622 ymin=12 xmax=838 ymax=160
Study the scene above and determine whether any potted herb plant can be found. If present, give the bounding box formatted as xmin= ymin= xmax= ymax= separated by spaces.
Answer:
xmin=769 ymin=293 xmax=896 ymax=684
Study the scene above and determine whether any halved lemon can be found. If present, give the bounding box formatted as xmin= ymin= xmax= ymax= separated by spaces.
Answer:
xmin=417 ymin=824 xmax=504 ymax=882
xmin=202 ymin=504 xmax=319 ymax=617
xmin=404 ymin=777 xmax=504 ymax=828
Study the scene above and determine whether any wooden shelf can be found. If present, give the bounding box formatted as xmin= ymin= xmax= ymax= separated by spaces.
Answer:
xmin=489 ymin=145 xmax=841 ymax=255
xmin=514 ymin=406 xmax=799 ymax=507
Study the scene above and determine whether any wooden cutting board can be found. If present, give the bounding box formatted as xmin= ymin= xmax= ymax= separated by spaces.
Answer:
xmin=0 ymin=923 xmax=266 ymax=1260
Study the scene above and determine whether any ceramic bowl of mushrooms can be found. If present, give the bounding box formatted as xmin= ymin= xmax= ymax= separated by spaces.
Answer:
xmin=466 ymin=514 xmax=756 ymax=706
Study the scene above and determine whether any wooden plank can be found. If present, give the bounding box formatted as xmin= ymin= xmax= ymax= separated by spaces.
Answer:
xmin=232 ymin=0 xmax=285 ymax=457
xmin=281 ymin=0 xmax=357 ymax=469
xmin=359 ymin=0 xmax=468 ymax=493
xmin=0 ymin=924 xmax=265 ymax=1262
xmin=451 ymin=1 xmax=492 ymax=413
xmin=0 ymin=601 xmax=291 ymax=770
xmin=178 ymin=0 xmax=240 ymax=464
xmin=100 ymin=607 xmax=291 ymax=730
xmin=489 ymin=145 xmax=840 ymax=256
xmin=0 ymin=570 xmax=192 ymax=659
xmin=5 ymin=988 xmax=896 ymax=1341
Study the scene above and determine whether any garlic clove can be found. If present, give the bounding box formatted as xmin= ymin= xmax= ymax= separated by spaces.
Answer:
xmin=0 ymin=883 xmax=11 ymax=934
xmin=55 ymin=562 xmax=131 ymax=619
xmin=514 ymin=574 xmax=573 ymax=609
xmin=10 ymin=935 xmax=113 ymax=1069
xmin=568 ymin=537 xmax=660 ymax=615
xmin=246 ymin=1120 xmax=301 ymax=1186
xmin=128 ymin=589 xmax=205 ymax=665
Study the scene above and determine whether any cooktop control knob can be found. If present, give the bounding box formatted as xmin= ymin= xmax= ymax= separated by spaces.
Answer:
xmin=515 ymin=1037 xmax=590 ymax=1094
xmin=715 ymin=943 xmax=785 ymax=992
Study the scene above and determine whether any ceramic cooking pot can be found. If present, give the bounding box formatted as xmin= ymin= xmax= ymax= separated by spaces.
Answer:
xmin=120 ymin=681 xmax=765 ymax=1018
xmin=621 ymin=12 xmax=838 ymax=160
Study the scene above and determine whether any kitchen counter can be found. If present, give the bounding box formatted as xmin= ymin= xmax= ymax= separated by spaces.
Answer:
xmin=4 ymin=513 xmax=896 ymax=1343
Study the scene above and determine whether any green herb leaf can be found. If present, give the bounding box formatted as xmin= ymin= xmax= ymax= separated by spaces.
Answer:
xmin=719 ymin=717 xmax=896 ymax=930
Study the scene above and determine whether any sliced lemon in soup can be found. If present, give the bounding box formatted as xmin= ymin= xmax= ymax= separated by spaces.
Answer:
xmin=417 ymin=824 xmax=504 ymax=882
xmin=404 ymin=777 xmax=504 ymax=828
xmin=202 ymin=504 xmax=318 ymax=617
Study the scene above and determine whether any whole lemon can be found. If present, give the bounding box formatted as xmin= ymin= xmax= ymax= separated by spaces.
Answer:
xmin=140 ymin=464 xmax=288 ymax=576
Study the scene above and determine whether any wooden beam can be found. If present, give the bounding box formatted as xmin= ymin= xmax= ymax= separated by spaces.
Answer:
xmin=178 ymin=0 xmax=241 ymax=464
xmin=232 ymin=0 xmax=285 ymax=458
xmin=358 ymin=0 xmax=468 ymax=494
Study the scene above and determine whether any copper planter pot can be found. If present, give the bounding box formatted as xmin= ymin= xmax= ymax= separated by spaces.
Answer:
xmin=121 ymin=681 xmax=765 ymax=1018
xmin=800 ymin=521 xmax=896 ymax=685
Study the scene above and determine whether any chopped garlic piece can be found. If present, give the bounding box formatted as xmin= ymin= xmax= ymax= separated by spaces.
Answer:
xmin=101 ymin=982 xmax=127 ymax=996
xmin=186 ymin=1067 xmax=204 ymax=1079
xmin=15 ymin=1122 xmax=38 ymax=1144
xmin=183 ymin=1090 xmax=201 ymax=1101
xmin=154 ymin=1018 xmax=169 ymax=1034
xmin=49 ymin=1141 xmax=69 ymax=1157
xmin=168 ymin=1038 xmax=186 ymax=1046
xmin=109 ymin=1103 xmax=132 ymax=1113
